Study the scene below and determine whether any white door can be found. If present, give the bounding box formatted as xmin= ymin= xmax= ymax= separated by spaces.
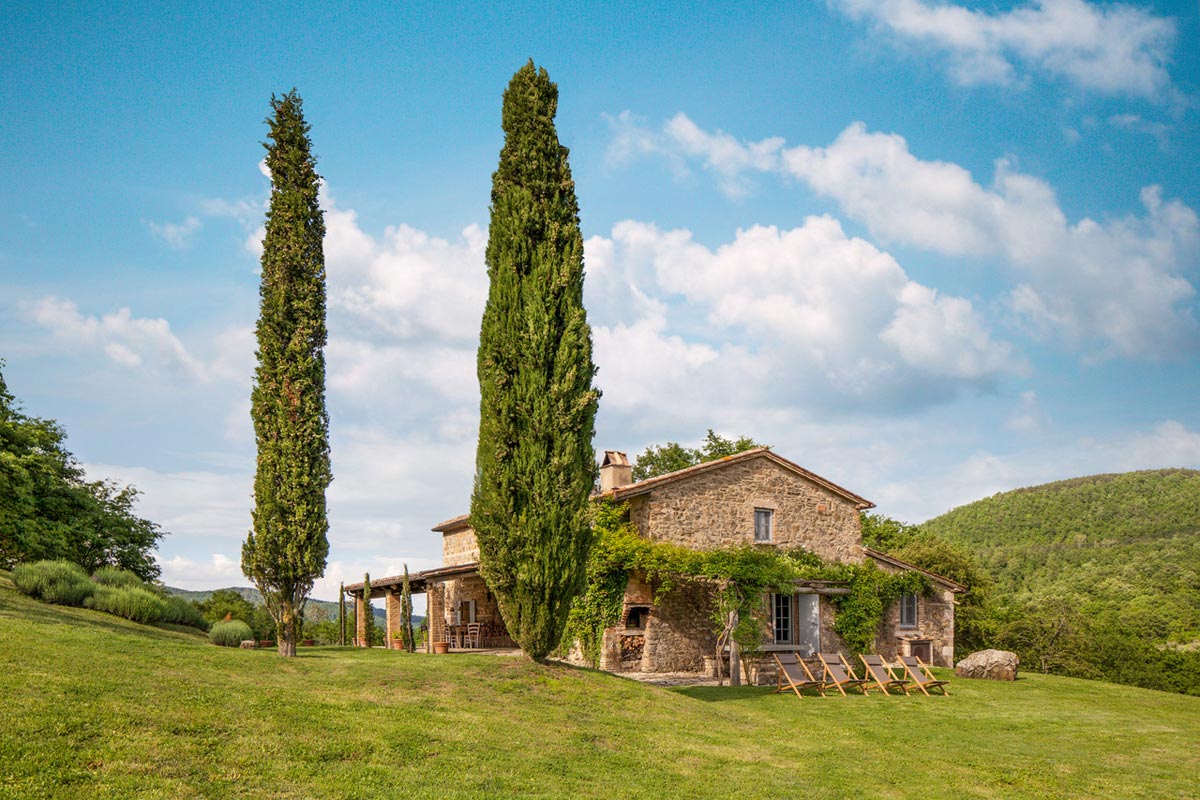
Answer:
xmin=795 ymin=594 xmax=820 ymax=656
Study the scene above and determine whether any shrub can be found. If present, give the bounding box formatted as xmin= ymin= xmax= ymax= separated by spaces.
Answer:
xmin=86 ymin=584 xmax=168 ymax=624
xmin=161 ymin=595 xmax=209 ymax=630
xmin=91 ymin=566 xmax=145 ymax=589
xmin=12 ymin=560 xmax=95 ymax=606
xmin=209 ymin=619 xmax=254 ymax=647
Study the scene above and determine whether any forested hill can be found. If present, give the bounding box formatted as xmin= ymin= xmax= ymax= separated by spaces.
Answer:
xmin=922 ymin=469 xmax=1200 ymax=647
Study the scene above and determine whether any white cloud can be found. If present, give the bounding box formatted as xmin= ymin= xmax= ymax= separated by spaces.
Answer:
xmin=587 ymin=217 xmax=1023 ymax=413
xmin=833 ymin=0 xmax=1179 ymax=101
xmin=662 ymin=114 xmax=784 ymax=198
xmin=1005 ymin=390 xmax=1050 ymax=433
xmin=611 ymin=115 xmax=1200 ymax=359
xmin=145 ymin=215 xmax=202 ymax=250
xmin=86 ymin=462 xmax=253 ymax=543
xmin=871 ymin=418 xmax=1200 ymax=521
xmin=1107 ymin=113 xmax=1172 ymax=150
xmin=26 ymin=297 xmax=209 ymax=379
xmin=592 ymin=314 xmax=723 ymax=411
xmin=158 ymin=553 xmax=245 ymax=591
xmin=327 ymin=215 xmax=487 ymax=344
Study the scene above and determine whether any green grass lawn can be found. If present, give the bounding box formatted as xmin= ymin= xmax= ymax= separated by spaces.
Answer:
xmin=1 ymin=573 xmax=1197 ymax=800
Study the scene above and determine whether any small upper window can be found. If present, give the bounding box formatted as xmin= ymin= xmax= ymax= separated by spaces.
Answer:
xmin=754 ymin=508 xmax=773 ymax=542
xmin=899 ymin=593 xmax=917 ymax=628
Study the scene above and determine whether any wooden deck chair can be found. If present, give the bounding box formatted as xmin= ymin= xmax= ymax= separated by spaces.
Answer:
xmin=897 ymin=655 xmax=950 ymax=696
xmin=859 ymin=654 xmax=911 ymax=696
xmin=773 ymin=653 xmax=825 ymax=699
xmin=817 ymin=653 xmax=869 ymax=696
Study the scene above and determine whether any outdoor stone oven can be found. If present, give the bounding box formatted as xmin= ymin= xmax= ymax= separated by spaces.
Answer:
xmin=619 ymin=605 xmax=652 ymax=664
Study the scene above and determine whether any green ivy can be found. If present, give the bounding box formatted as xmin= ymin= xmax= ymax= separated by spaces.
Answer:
xmin=560 ymin=500 xmax=932 ymax=667
xmin=829 ymin=563 xmax=929 ymax=654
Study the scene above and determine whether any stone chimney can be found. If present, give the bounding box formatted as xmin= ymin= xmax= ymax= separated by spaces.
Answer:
xmin=599 ymin=450 xmax=632 ymax=492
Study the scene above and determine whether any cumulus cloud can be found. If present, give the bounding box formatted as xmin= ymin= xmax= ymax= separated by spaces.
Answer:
xmin=145 ymin=215 xmax=202 ymax=250
xmin=609 ymin=115 xmax=1200 ymax=359
xmin=325 ymin=211 xmax=487 ymax=344
xmin=26 ymin=297 xmax=209 ymax=379
xmin=833 ymin=0 xmax=1179 ymax=101
xmin=586 ymin=217 xmax=1023 ymax=415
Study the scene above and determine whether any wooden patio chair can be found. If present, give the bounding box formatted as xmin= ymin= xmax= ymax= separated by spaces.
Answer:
xmin=465 ymin=622 xmax=481 ymax=648
xmin=859 ymin=654 xmax=911 ymax=696
xmin=897 ymin=655 xmax=950 ymax=696
xmin=772 ymin=652 xmax=826 ymax=698
xmin=817 ymin=653 xmax=869 ymax=696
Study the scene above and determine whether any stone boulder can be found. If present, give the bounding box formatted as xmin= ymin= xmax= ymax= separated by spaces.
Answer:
xmin=955 ymin=649 xmax=1019 ymax=681
xmin=239 ymin=640 xmax=257 ymax=649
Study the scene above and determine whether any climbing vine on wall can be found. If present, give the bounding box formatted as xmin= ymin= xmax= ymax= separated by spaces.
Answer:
xmin=560 ymin=500 xmax=932 ymax=667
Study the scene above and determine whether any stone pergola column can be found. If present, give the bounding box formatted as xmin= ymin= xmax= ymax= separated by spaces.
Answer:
xmin=355 ymin=592 xmax=367 ymax=647
xmin=428 ymin=584 xmax=446 ymax=653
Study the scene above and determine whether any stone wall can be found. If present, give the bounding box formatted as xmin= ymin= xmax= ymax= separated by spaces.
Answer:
xmin=385 ymin=589 xmax=401 ymax=645
xmin=442 ymin=527 xmax=480 ymax=566
xmin=427 ymin=584 xmax=445 ymax=651
xmin=627 ymin=457 xmax=864 ymax=563
xmin=818 ymin=596 xmax=849 ymax=656
xmin=873 ymin=578 xmax=957 ymax=667
xmin=638 ymin=579 xmax=717 ymax=672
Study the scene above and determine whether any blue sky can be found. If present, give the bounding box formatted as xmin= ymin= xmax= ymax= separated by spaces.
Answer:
xmin=3 ymin=0 xmax=1199 ymax=601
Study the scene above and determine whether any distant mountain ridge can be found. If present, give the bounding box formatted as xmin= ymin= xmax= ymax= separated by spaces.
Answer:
xmin=921 ymin=468 xmax=1200 ymax=644
xmin=164 ymin=586 xmax=386 ymax=622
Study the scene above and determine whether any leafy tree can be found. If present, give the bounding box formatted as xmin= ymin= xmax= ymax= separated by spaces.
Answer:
xmin=0 ymin=361 xmax=163 ymax=579
xmin=632 ymin=430 xmax=764 ymax=481
xmin=241 ymin=90 xmax=332 ymax=658
xmin=470 ymin=61 xmax=600 ymax=660
xmin=196 ymin=589 xmax=257 ymax=627
xmin=860 ymin=512 xmax=920 ymax=552
xmin=921 ymin=469 xmax=1200 ymax=693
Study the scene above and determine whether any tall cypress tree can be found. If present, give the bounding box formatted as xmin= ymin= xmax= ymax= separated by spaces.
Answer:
xmin=338 ymin=581 xmax=346 ymax=646
xmin=241 ymin=90 xmax=331 ymax=659
xmin=401 ymin=564 xmax=415 ymax=652
xmin=361 ymin=572 xmax=374 ymax=647
xmin=471 ymin=61 xmax=600 ymax=660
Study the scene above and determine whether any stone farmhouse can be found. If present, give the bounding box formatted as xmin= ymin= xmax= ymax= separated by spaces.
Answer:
xmin=345 ymin=447 xmax=963 ymax=673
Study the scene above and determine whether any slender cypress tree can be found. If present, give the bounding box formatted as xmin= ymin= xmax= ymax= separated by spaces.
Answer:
xmin=470 ymin=61 xmax=600 ymax=660
xmin=361 ymin=573 xmax=374 ymax=647
xmin=401 ymin=564 xmax=415 ymax=652
xmin=338 ymin=581 xmax=346 ymax=646
xmin=241 ymin=90 xmax=331 ymax=658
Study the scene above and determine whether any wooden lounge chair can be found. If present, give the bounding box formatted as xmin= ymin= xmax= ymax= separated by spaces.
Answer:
xmin=897 ymin=655 xmax=950 ymax=696
xmin=773 ymin=652 xmax=825 ymax=698
xmin=817 ymin=653 xmax=869 ymax=696
xmin=859 ymin=654 xmax=911 ymax=696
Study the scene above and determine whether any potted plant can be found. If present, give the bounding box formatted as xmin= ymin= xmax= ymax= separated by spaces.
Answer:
xmin=433 ymin=640 xmax=450 ymax=654
xmin=392 ymin=631 xmax=406 ymax=650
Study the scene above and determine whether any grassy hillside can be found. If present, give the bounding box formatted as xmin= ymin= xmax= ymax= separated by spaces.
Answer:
xmin=2 ymin=574 xmax=1198 ymax=799
xmin=922 ymin=469 xmax=1200 ymax=644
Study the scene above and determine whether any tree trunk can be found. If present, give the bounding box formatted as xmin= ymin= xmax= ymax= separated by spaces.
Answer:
xmin=277 ymin=600 xmax=297 ymax=657
xmin=729 ymin=608 xmax=741 ymax=687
